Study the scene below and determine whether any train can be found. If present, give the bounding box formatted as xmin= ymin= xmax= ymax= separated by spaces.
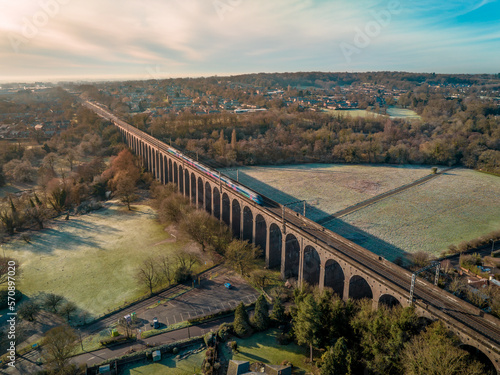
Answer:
xmin=165 ymin=148 xmax=264 ymax=205
xmin=84 ymin=100 xmax=264 ymax=205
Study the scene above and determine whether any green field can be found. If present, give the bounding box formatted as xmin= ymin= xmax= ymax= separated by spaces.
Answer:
xmin=340 ymin=168 xmax=500 ymax=257
xmin=324 ymin=106 xmax=420 ymax=120
xmin=1 ymin=202 xmax=189 ymax=318
xmin=386 ymin=106 xmax=421 ymax=119
xmin=225 ymin=164 xmax=434 ymax=221
xmin=223 ymin=329 xmax=311 ymax=374
xmin=120 ymin=346 xmax=206 ymax=375
xmin=224 ymin=165 xmax=500 ymax=260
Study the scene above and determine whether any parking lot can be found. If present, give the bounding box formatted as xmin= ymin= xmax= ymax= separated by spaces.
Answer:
xmin=130 ymin=268 xmax=259 ymax=332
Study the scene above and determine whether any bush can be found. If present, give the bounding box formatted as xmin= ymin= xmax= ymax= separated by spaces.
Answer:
xmin=228 ymin=341 xmax=238 ymax=352
xmin=172 ymin=347 xmax=179 ymax=354
xmin=173 ymin=264 xmax=193 ymax=284
xmin=217 ymin=323 xmax=233 ymax=342
xmin=99 ymin=336 xmax=131 ymax=346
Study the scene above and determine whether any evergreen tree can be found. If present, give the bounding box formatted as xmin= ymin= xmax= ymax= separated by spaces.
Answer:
xmin=233 ymin=302 xmax=251 ymax=337
xmin=270 ymin=297 xmax=286 ymax=325
xmin=294 ymin=294 xmax=320 ymax=362
xmin=321 ymin=337 xmax=352 ymax=375
xmin=252 ymin=295 xmax=269 ymax=331
xmin=351 ymin=301 xmax=419 ymax=375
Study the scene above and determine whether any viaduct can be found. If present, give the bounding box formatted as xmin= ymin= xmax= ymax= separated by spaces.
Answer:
xmin=85 ymin=100 xmax=500 ymax=372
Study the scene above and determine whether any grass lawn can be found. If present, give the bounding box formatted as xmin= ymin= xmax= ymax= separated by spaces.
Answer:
xmin=323 ymin=107 xmax=421 ymax=120
xmin=120 ymin=346 xmax=206 ymax=375
xmin=341 ymin=168 xmax=500 ymax=257
xmin=224 ymin=165 xmax=499 ymax=260
xmin=223 ymin=329 xmax=312 ymax=374
xmin=1 ymin=201 xmax=192 ymax=318
xmin=224 ymin=164 xmax=434 ymax=221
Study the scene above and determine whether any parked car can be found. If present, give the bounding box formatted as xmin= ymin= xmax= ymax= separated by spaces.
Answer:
xmin=153 ymin=317 xmax=159 ymax=329
xmin=224 ymin=283 xmax=232 ymax=289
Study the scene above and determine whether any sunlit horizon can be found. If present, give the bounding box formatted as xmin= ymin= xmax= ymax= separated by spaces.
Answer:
xmin=1 ymin=0 xmax=500 ymax=84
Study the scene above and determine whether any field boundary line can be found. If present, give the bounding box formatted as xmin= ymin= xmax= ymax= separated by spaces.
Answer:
xmin=318 ymin=167 xmax=456 ymax=224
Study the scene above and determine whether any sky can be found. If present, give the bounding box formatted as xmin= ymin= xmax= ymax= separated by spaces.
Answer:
xmin=0 ymin=0 xmax=499 ymax=83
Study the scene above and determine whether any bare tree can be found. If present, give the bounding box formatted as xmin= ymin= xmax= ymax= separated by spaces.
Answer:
xmin=18 ymin=300 xmax=41 ymax=322
xmin=136 ymin=257 xmax=158 ymax=295
xmin=117 ymin=317 xmax=133 ymax=338
xmin=42 ymin=325 xmax=78 ymax=373
xmin=60 ymin=301 xmax=78 ymax=322
xmin=43 ymin=293 xmax=64 ymax=313
xmin=225 ymin=240 xmax=260 ymax=276
xmin=156 ymin=255 xmax=173 ymax=287
xmin=113 ymin=171 xmax=138 ymax=210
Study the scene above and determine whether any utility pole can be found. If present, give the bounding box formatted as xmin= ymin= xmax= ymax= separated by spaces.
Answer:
xmin=491 ymin=239 xmax=496 ymax=257
xmin=408 ymin=261 xmax=441 ymax=305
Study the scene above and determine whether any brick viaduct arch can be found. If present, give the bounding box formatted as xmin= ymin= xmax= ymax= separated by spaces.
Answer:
xmin=113 ymin=123 xmax=500 ymax=373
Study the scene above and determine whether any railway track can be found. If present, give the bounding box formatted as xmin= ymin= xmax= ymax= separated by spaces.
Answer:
xmin=83 ymin=99 xmax=500 ymax=352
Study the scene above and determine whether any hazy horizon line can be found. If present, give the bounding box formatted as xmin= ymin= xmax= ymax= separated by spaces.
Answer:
xmin=1 ymin=70 xmax=499 ymax=85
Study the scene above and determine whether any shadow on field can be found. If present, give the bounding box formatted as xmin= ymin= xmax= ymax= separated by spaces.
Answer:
xmin=18 ymin=219 xmax=121 ymax=254
xmin=226 ymin=169 xmax=409 ymax=262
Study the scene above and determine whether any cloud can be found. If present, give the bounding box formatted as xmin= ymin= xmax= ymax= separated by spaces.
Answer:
xmin=0 ymin=0 xmax=498 ymax=82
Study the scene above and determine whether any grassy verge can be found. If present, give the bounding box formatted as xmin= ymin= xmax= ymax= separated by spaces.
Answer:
xmin=119 ymin=346 xmax=206 ymax=375
xmin=222 ymin=329 xmax=311 ymax=374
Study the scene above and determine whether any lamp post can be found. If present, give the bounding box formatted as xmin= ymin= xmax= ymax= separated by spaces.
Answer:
xmin=77 ymin=328 xmax=83 ymax=351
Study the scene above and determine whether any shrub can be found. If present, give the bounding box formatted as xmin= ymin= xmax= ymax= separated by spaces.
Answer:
xmin=217 ymin=323 xmax=233 ymax=342
xmin=99 ymin=336 xmax=130 ymax=346
xmin=228 ymin=341 xmax=238 ymax=352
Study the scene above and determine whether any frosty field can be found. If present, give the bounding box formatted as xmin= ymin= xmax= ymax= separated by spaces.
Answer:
xmin=224 ymin=165 xmax=500 ymax=260
xmin=1 ymin=202 xmax=189 ymax=317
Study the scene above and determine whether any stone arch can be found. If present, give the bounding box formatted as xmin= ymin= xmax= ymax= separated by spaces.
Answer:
xmin=213 ymin=187 xmax=221 ymax=220
xmin=459 ymin=345 xmax=496 ymax=375
xmin=232 ymin=199 xmax=241 ymax=236
xmin=284 ymin=233 xmax=300 ymax=280
xmin=303 ymin=246 xmax=320 ymax=286
xmin=163 ymin=155 xmax=168 ymax=184
xmin=268 ymin=223 xmax=282 ymax=269
xmin=190 ymin=173 xmax=197 ymax=204
xmin=348 ymin=275 xmax=373 ymax=300
xmin=324 ymin=259 xmax=345 ymax=298
xmin=155 ymin=150 xmax=159 ymax=180
xmin=168 ymin=159 xmax=173 ymax=183
xmin=173 ymin=161 xmax=178 ymax=185
xmin=152 ymin=148 xmax=157 ymax=178
xmin=378 ymin=294 xmax=401 ymax=308
xmin=197 ymin=177 xmax=204 ymax=208
xmin=255 ymin=214 xmax=266 ymax=254
xmin=159 ymin=152 xmax=164 ymax=183
xmin=242 ymin=206 xmax=253 ymax=243
xmin=205 ymin=182 xmax=212 ymax=214
xmin=184 ymin=169 xmax=190 ymax=199
xmin=222 ymin=193 xmax=230 ymax=226
xmin=178 ymin=165 xmax=184 ymax=193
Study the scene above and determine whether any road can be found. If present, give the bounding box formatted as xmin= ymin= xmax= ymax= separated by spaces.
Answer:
xmin=2 ymin=266 xmax=258 ymax=375
xmin=74 ymin=315 xmax=235 ymax=368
